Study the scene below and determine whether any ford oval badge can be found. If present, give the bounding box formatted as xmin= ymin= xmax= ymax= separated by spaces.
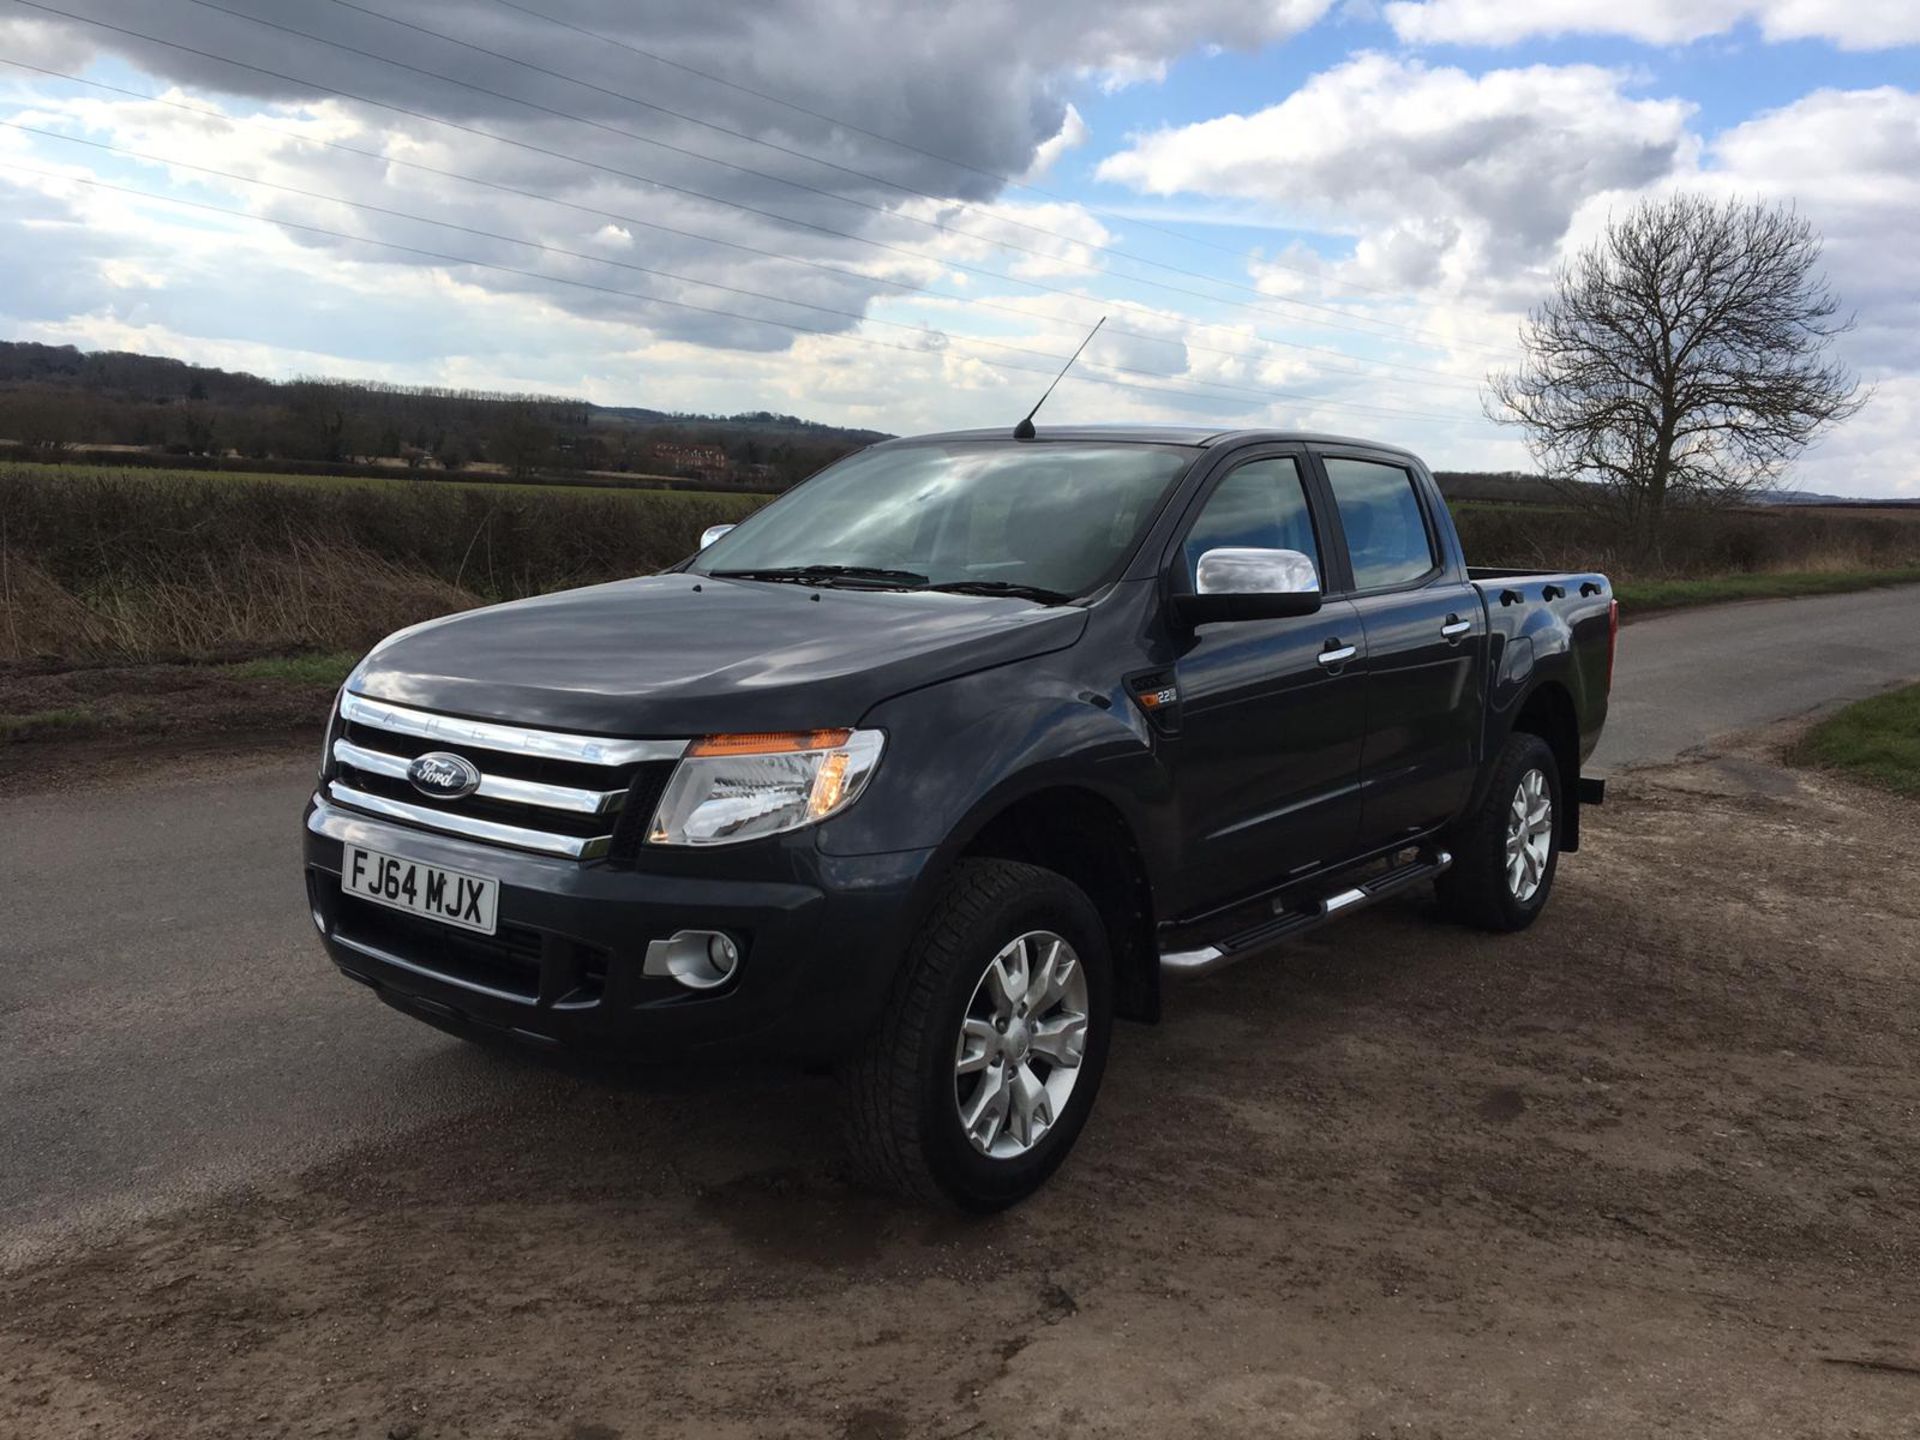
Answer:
xmin=407 ymin=751 xmax=481 ymax=800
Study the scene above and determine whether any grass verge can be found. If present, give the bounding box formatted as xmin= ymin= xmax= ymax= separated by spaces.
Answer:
xmin=0 ymin=707 xmax=99 ymax=743
xmin=1788 ymin=683 xmax=1920 ymax=798
xmin=1617 ymin=566 xmax=1920 ymax=615
xmin=222 ymin=652 xmax=360 ymax=686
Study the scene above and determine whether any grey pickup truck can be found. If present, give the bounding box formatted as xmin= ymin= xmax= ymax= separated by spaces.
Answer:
xmin=304 ymin=425 xmax=1615 ymax=1209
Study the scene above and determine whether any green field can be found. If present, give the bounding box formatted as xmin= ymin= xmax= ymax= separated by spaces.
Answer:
xmin=1789 ymin=683 xmax=1920 ymax=798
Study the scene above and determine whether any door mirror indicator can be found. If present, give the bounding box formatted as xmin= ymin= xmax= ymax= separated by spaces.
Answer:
xmin=1175 ymin=547 xmax=1323 ymax=625
xmin=699 ymin=523 xmax=736 ymax=549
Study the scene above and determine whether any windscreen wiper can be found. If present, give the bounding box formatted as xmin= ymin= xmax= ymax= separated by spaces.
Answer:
xmin=708 ymin=564 xmax=929 ymax=588
xmin=919 ymin=580 xmax=1076 ymax=604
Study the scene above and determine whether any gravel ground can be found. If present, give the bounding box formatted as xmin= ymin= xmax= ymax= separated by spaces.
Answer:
xmin=2 ymin=730 xmax=1917 ymax=1438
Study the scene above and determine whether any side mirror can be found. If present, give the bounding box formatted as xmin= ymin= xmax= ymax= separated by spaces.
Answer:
xmin=699 ymin=523 xmax=736 ymax=549
xmin=1173 ymin=547 xmax=1322 ymax=626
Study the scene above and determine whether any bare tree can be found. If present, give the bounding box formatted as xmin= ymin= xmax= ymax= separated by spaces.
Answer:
xmin=1489 ymin=195 xmax=1866 ymax=544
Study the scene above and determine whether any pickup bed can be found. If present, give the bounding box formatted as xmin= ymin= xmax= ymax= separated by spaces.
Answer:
xmin=304 ymin=425 xmax=1614 ymax=1209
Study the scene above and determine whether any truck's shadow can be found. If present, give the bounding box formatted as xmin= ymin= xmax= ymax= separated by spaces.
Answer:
xmin=360 ymin=898 xmax=1454 ymax=1267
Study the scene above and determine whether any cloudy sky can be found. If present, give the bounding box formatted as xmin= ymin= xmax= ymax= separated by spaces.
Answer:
xmin=1 ymin=0 xmax=1915 ymax=492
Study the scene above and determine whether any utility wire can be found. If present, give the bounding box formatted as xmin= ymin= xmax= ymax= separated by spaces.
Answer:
xmin=89 ymin=0 xmax=1505 ymax=359
xmin=475 ymin=0 xmax=1472 ymax=309
xmin=2 ymin=127 xmax=1472 ymax=425
xmin=0 ymin=59 xmax=1484 ymax=393
xmin=4 ymin=160 xmax=1483 ymax=428
xmin=3 ymin=6 xmax=1502 ymax=366
xmin=315 ymin=0 xmax=1489 ymax=337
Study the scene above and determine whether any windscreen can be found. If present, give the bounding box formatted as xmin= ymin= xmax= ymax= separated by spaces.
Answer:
xmin=693 ymin=442 xmax=1195 ymax=597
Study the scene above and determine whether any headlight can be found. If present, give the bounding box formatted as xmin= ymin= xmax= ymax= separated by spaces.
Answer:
xmin=648 ymin=729 xmax=885 ymax=847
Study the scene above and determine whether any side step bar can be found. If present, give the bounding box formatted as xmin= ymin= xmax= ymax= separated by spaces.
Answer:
xmin=1161 ymin=850 xmax=1452 ymax=979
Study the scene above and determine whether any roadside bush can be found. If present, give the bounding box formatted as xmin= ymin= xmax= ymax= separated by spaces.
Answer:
xmin=0 ymin=466 xmax=763 ymax=662
xmin=1452 ymin=502 xmax=1920 ymax=580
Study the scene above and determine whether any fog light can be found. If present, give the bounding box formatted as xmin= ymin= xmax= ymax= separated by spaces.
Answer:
xmin=643 ymin=929 xmax=742 ymax=990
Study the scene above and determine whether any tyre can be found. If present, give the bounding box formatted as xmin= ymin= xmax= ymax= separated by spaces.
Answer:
xmin=1435 ymin=732 xmax=1562 ymax=932
xmin=842 ymin=858 xmax=1113 ymax=1211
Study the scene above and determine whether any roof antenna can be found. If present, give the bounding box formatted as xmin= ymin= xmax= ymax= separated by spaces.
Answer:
xmin=1013 ymin=315 xmax=1105 ymax=440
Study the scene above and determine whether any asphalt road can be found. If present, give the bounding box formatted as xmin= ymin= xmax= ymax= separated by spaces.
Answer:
xmin=3 ymin=583 xmax=1918 ymax=1261
xmin=1592 ymin=583 xmax=1920 ymax=770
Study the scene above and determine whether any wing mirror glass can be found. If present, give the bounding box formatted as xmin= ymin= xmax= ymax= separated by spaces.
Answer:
xmin=1174 ymin=546 xmax=1323 ymax=625
xmin=699 ymin=523 xmax=736 ymax=549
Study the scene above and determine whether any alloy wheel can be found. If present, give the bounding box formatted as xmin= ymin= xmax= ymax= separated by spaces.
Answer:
xmin=1506 ymin=766 xmax=1554 ymax=903
xmin=953 ymin=930 xmax=1090 ymax=1159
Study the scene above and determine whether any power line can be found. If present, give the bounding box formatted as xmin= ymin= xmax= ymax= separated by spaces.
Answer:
xmin=2 ymin=126 xmax=1475 ymax=425
xmin=475 ymin=0 xmax=1477 ymax=310
xmin=0 ymin=59 xmax=1486 ymax=394
xmin=6 ymin=4 xmax=1507 ymax=367
xmin=3 ymin=160 xmax=1484 ymax=429
xmin=315 ymin=0 xmax=1483 ymax=336
xmin=153 ymin=0 xmax=1511 ymax=359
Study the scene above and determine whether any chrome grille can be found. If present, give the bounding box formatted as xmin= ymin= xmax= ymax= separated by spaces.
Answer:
xmin=328 ymin=693 xmax=687 ymax=861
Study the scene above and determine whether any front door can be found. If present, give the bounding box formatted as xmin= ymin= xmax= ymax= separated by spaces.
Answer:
xmin=1165 ymin=453 xmax=1366 ymax=915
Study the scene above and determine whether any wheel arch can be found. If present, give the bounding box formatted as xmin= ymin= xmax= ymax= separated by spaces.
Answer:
xmin=927 ymin=782 xmax=1162 ymax=1025
xmin=1503 ymin=679 xmax=1583 ymax=851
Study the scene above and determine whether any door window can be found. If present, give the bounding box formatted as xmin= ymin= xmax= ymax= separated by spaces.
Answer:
xmin=1182 ymin=457 xmax=1319 ymax=587
xmin=1323 ymin=457 xmax=1436 ymax=590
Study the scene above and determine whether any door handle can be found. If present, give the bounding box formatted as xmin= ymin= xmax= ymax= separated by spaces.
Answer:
xmin=1441 ymin=616 xmax=1472 ymax=640
xmin=1317 ymin=643 xmax=1358 ymax=667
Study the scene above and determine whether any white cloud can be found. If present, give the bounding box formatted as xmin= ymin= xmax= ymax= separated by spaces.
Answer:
xmin=1700 ymin=86 xmax=1920 ymax=375
xmin=1384 ymin=0 xmax=1920 ymax=50
xmin=1024 ymin=104 xmax=1090 ymax=180
xmin=1098 ymin=55 xmax=1695 ymax=275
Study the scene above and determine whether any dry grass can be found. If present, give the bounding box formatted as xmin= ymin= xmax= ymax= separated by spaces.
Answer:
xmin=2 ymin=541 xmax=472 ymax=663
xmin=0 ymin=464 xmax=764 ymax=664
xmin=1452 ymin=502 xmax=1920 ymax=581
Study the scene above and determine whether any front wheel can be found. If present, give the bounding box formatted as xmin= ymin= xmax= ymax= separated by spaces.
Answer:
xmin=841 ymin=859 xmax=1113 ymax=1211
xmin=1436 ymin=732 xmax=1562 ymax=932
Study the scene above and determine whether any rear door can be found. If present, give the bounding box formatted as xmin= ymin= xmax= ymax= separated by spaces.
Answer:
xmin=1312 ymin=450 xmax=1485 ymax=844
xmin=1164 ymin=448 xmax=1365 ymax=913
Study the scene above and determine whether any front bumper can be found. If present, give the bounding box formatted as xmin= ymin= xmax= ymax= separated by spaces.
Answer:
xmin=303 ymin=793 xmax=934 ymax=1062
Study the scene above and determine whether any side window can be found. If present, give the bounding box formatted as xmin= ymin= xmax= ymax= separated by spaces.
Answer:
xmin=1182 ymin=457 xmax=1319 ymax=587
xmin=1322 ymin=457 xmax=1436 ymax=590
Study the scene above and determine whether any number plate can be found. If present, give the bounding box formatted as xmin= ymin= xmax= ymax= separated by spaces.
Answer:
xmin=342 ymin=845 xmax=498 ymax=935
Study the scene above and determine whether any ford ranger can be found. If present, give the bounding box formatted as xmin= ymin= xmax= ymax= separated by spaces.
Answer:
xmin=303 ymin=425 xmax=1615 ymax=1210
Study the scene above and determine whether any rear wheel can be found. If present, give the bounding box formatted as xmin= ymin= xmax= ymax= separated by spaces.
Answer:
xmin=1436 ymin=732 xmax=1562 ymax=932
xmin=842 ymin=859 xmax=1112 ymax=1211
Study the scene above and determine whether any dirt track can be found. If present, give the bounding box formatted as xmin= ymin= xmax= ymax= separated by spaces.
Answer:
xmin=3 ymin=729 xmax=1918 ymax=1438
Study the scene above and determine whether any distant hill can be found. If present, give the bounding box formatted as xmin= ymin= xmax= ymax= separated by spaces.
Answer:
xmin=0 ymin=340 xmax=888 ymax=487
xmin=1749 ymin=489 xmax=1920 ymax=509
